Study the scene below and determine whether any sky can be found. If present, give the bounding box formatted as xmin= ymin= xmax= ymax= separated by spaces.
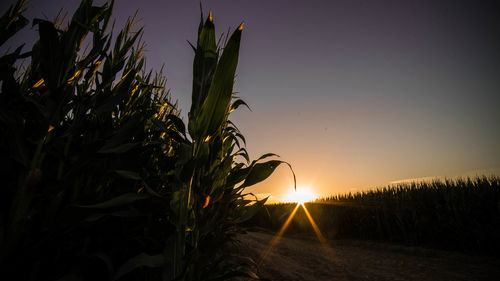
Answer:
xmin=2 ymin=0 xmax=499 ymax=202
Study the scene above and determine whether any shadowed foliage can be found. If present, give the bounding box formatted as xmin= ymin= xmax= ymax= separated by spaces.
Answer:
xmin=248 ymin=176 xmax=500 ymax=256
xmin=0 ymin=0 xmax=294 ymax=280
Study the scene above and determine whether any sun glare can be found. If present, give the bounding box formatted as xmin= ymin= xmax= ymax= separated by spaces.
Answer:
xmin=283 ymin=187 xmax=316 ymax=204
xmin=260 ymin=187 xmax=329 ymax=266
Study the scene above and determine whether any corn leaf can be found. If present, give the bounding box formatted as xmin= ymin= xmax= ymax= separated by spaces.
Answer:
xmin=192 ymin=25 xmax=242 ymax=139
xmin=243 ymin=160 xmax=282 ymax=187
xmin=0 ymin=0 xmax=29 ymax=46
xmin=35 ymin=19 xmax=62 ymax=89
xmin=115 ymin=170 xmax=142 ymax=181
xmin=113 ymin=253 xmax=164 ymax=281
xmin=95 ymin=69 xmax=137 ymax=114
xmin=243 ymin=160 xmax=296 ymax=190
xmin=230 ymin=99 xmax=251 ymax=112
xmin=234 ymin=197 xmax=268 ymax=223
xmin=76 ymin=193 xmax=149 ymax=209
xmin=189 ymin=14 xmax=217 ymax=119
xmin=98 ymin=142 xmax=139 ymax=154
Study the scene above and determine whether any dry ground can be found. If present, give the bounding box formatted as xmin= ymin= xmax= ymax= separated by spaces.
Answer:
xmin=231 ymin=231 xmax=500 ymax=281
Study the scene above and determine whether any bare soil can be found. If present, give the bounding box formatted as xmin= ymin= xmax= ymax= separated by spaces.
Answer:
xmin=232 ymin=231 xmax=500 ymax=281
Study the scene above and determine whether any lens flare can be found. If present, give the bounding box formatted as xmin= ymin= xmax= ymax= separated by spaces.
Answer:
xmin=259 ymin=187 xmax=335 ymax=267
xmin=257 ymin=184 xmax=353 ymax=278
xmin=302 ymin=203 xmax=327 ymax=244
xmin=258 ymin=203 xmax=300 ymax=265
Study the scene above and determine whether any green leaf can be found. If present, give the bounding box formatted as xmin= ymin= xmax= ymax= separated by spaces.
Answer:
xmin=76 ymin=193 xmax=149 ymax=209
xmin=113 ymin=253 xmax=164 ymax=281
xmin=226 ymin=166 xmax=250 ymax=187
xmin=99 ymin=117 xmax=143 ymax=149
xmin=151 ymin=118 xmax=187 ymax=143
xmin=0 ymin=0 xmax=29 ymax=46
xmin=233 ymin=147 xmax=250 ymax=164
xmin=115 ymin=170 xmax=142 ymax=180
xmin=98 ymin=142 xmax=139 ymax=154
xmin=192 ymin=24 xmax=243 ymax=140
xmin=83 ymin=209 xmax=146 ymax=222
xmin=255 ymin=153 xmax=279 ymax=161
xmin=243 ymin=160 xmax=296 ymax=190
xmin=35 ymin=19 xmax=62 ymax=89
xmin=95 ymin=68 xmax=137 ymax=114
xmin=230 ymin=98 xmax=251 ymax=112
xmin=243 ymin=160 xmax=282 ymax=187
xmin=166 ymin=114 xmax=186 ymax=137
xmin=188 ymin=14 xmax=218 ymax=137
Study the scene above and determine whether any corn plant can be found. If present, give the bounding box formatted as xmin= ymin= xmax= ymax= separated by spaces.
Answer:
xmin=249 ymin=176 xmax=500 ymax=256
xmin=167 ymin=11 xmax=295 ymax=280
xmin=0 ymin=0 xmax=181 ymax=279
xmin=0 ymin=0 xmax=294 ymax=280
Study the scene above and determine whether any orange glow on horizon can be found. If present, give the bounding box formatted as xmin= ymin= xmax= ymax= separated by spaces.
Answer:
xmin=282 ymin=187 xmax=317 ymax=204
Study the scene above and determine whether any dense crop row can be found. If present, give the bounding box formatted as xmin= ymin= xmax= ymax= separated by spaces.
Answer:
xmin=0 ymin=0 xmax=292 ymax=280
xmin=249 ymin=176 xmax=500 ymax=256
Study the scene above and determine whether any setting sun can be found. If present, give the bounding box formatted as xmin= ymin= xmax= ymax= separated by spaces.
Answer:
xmin=283 ymin=187 xmax=317 ymax=204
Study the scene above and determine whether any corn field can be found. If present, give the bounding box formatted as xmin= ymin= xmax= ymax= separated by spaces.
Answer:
xmin=0 ymin=0 xmax=293 ymax=280
xmin=249 ymin=176 xmax=500 ymax=256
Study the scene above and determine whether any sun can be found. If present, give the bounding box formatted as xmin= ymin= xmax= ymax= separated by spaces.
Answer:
xmin=283 ymin=187 xmax=317 ymax=204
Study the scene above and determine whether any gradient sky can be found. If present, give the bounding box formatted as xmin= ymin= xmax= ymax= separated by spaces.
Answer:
xmin=2 ymin=0 xmax=499 ymax=201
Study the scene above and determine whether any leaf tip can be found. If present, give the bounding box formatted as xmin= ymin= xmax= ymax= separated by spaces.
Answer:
xmin=238 ymin=21 xmax=244 ymax=31
xmin=209 ymin=10 xmax=213 ymax=22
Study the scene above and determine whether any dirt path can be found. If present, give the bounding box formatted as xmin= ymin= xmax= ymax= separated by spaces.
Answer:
xmin=233 ymin=231 xmax=500 ymax=281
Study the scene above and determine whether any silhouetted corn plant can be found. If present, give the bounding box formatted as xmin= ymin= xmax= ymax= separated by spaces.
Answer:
xmin=1 ymin=0 xmax=181 ymax=279
xmin=1 ymin=1 xmax=294 ymax=280
xmin=168 ymin=11 xmax=295 ymax=280
xmin=249 ymin=176 xmax=500 ymax=256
